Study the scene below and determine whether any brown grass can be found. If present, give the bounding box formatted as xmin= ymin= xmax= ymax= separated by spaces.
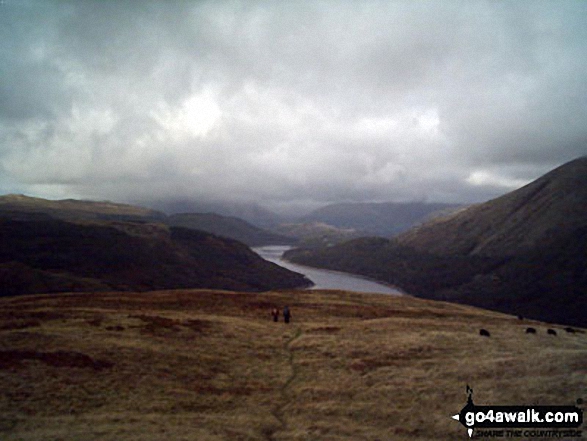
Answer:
xmin=0 ymin=289 xmax=585 ymax=440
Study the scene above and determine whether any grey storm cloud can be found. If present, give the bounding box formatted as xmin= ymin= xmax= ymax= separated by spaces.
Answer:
xmin=1 ymin=0 xmax=586 ymax=210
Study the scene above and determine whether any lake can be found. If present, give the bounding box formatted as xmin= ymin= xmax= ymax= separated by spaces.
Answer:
xmin=253 ymin=245 xmax=403 ymax=295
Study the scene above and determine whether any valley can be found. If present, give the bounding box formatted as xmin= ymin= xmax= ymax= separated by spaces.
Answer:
xmin=2 ymin=4 xmax=586 ymax=440
xmin=254 ymin=245 xmax=402 ymax=295
xmin=286 ymin=158 xmax=587 ymax=328
xmin=1 ymin=159 xmax=586 ymax=440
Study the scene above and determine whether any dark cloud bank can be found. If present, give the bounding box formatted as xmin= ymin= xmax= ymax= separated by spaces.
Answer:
xmin=1 ymin=0 xmax=586 ymax=213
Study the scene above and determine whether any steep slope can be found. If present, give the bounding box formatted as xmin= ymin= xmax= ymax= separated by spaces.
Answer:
xmin=0 ymin=217 xmax=310 ymax=296
xmin=300 ymin=202 xmax=461 ymax=236
xmin=286 ymin=157 xmax=587 ymax=326
xmin=167 ymin=212 xmax=294 ymax=246
xmin=397 ymin=157 xmax=587 ymax=255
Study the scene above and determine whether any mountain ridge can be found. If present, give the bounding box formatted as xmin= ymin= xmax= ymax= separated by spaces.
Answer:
xmin=0 ymin=216 xmax=310 ymax=296
xmin=0 ymin=194 xmax=291 ymax=247
xmin=397 ymin=156 xmax=587 ymax=255
xmin=0 ymin=194 xmax=166 ymax=222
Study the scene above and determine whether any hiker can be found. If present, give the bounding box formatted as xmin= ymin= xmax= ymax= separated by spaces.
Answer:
xmin=271 ymin=308 xmax=280 ymax=322
xmin=283 ymin=306 xmax=291 ymax=324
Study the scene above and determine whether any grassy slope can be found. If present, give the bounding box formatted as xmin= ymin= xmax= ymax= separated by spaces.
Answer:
xmin=396 ymin=157 xmax=587 ymax=256
xmin=0 ymin=289 xmax=584 ymax=441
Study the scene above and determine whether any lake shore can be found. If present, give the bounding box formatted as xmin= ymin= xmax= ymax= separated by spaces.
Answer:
xmin=254 ymin=245 xmax=404 ymax=295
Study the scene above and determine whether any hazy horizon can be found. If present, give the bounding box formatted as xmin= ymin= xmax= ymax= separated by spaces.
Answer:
xmin=2 ymin=1 xmax=587 ymax=210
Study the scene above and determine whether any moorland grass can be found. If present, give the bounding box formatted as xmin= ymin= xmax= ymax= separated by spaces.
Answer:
xmin=0 ymin=289 xmax=585 ymax=440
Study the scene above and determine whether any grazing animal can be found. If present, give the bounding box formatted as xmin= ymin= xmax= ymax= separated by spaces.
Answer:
xmin=517 ymin=315 xmax=524 ymax=320
xmin=479 ymin=329 xmax=491 ymax=337
xmin=547 ymin=329 xmax=557 ymax=336
xmin=526 ymin=327 xmax=537 ymax=334
xmin=564 ymin=327 xmax=576 ymax=334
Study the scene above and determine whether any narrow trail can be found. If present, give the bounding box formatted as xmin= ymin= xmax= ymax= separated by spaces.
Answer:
xmin=266 ymin=327 xmax=303 ymax=441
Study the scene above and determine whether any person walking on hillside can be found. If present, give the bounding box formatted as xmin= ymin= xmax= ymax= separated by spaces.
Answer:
xmin=283 ymin=306 xmax=291 ymax=324
xmin=271 ymin=307 xmax=280 ymax=322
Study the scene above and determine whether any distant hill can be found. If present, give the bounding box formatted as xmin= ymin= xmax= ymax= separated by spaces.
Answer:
xmin=0 ymin=194 xmax=166 ymax=222
xmin=299 ymin=202 xmax=461 ymax=237
xmin=167 ymin=213 xmax=295 ymax=246
xmin=0 ymin=217 xmax=310 ymax=296
xmin=274 ymin=221 xmax=364 ymax=247
xmin=286 ymin=157 xmax=587 ymax=327
xmin=143 ymin=198 xmax=284 ymax=229
xmin=0 ymin=194 xmax=294 ymax=247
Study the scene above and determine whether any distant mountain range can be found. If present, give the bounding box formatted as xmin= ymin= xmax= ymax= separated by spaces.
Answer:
xmin=298 ymin=202 xmax=461 ymax=237
xmin=0 ymin=196 xmax=310 ymax=295
xmin=142 ymin=197 xmax=464 ymax=238
xmin=286 ymin=157 xmax=587 ymax=327
xmin=142 ymin=198 xmax=284 ymax=229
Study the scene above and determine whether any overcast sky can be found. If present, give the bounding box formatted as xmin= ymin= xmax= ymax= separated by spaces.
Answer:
xmin=1 ymin=0 xmax=586 ymax=212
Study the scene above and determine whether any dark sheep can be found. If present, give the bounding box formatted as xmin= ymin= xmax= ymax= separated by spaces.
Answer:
xmin=526 ymin=327 xmax=537 ymax=334
xmin=547 ymin=329 xmax=557 ymax=336
xmin=564 ymin=327 xmax=576 ymax=334
xmin=517 ymin=315 xmax=524 ymax=320
xmin=479 ymin=329 xmax=491 ymax=337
